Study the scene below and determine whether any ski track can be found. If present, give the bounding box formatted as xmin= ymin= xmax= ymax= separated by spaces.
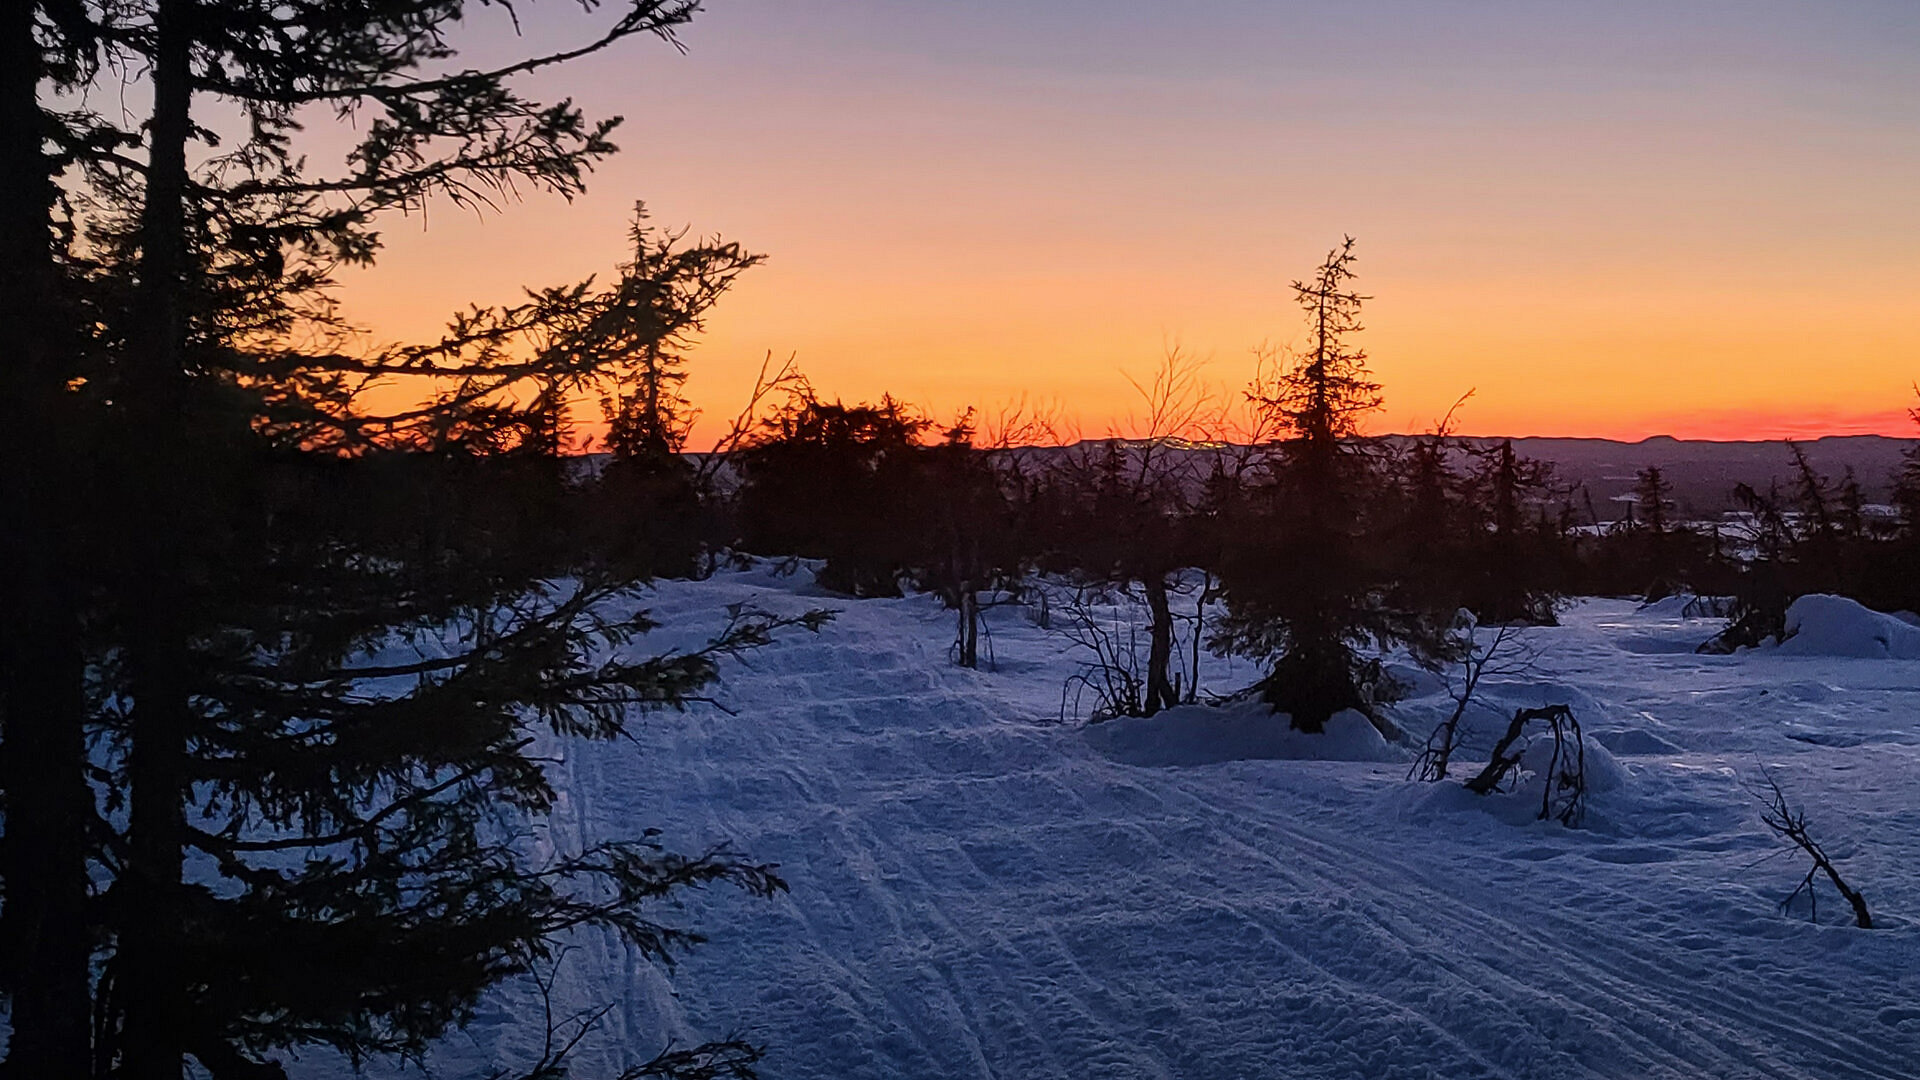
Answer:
xmin=390 ymin=577 xmax=1920 ymax=1080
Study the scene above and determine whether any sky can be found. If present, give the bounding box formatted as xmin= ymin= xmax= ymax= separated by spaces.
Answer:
xmin=329 ymin=0 xmax=1920 ymax=445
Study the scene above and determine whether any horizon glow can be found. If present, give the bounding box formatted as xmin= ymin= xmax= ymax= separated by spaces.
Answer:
xmin=332 ymin=0 xmax=1920 ymax=447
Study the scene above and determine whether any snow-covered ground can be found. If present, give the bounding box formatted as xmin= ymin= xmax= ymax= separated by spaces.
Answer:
xmin=419 ymin=567 xmax=1920 ymax=1080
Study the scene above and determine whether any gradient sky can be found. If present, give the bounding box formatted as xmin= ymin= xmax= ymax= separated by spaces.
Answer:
xmin=331 ymin=0 xmax=1920 ymax=445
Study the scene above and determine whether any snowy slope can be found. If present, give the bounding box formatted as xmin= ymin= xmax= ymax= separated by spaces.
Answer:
xmin=365 ymin=567 xmax=1920 ymax=1080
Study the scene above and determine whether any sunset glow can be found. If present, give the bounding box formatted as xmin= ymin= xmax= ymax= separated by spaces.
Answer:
xmin=335 ymin=0 xmax=1920 ymax=446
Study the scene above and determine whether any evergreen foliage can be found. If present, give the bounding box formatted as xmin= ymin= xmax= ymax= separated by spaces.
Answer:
xmin=1211 ymin=238 xmax=1463 ymax=732
xmin=0 ymin=3 xmax=820 ymax=1078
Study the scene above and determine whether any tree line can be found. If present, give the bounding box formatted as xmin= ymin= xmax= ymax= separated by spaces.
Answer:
xmin=594 ymin=238 xmax=1917 ymax=732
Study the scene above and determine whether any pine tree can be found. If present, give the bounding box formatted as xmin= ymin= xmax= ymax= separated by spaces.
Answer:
xmin=591 ymin=205 xmax=763 ymax=577
xmin=735 ymin=394 xmax=929 ymax=596
xmin=0 ymin=6 xmax=102 ymax=1075
xmin=1463 ymin=439 xmax=1562 ymax=623
xmin=2 ymin=2 xmax=823 ymax=1076
xmin=1213 ymin=239 xmax=1460 ymax=732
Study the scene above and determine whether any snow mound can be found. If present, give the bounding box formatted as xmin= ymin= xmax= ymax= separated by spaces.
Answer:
xmin=1773 ymin=594 xmax=1920 ymax=660
xmin=1086 ymin=701 xmax=1402 ymax=767
xmin=1519 ymin=731 xmax=1630 ymax=794
xmin=1400 ymin=732 xmax=1631 ymax=829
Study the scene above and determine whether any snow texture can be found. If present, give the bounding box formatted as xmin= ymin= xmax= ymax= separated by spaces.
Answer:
xmin=1087 ymin=703 xmax=1400 ymax=766
xmin=282 ymin=567 xmax=1920 ymax=1080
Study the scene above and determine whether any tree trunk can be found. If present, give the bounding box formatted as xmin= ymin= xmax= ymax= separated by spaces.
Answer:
xmin=117 ymin=0 xmax=197 ymax=1074
xmin=1142 ymin=575 xmax=1177 ymax=716
xmin=0 ymin=3 xmax=97 ymax=1075
xmin=1186 ymin=572 xmax=1211 ymax=705
xmin=956 ymin=586 xmax=979 ymax=669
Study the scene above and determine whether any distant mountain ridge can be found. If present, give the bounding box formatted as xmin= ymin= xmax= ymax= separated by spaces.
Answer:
xmin=1057 ymin=434 xmax=1916 ymax=523
xmin=1448 ymin=434 xmax=1914 ymax=521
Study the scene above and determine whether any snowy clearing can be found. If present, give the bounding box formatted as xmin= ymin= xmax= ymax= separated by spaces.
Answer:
xmin=375 ymin=566 xmax=1920 ymax=1080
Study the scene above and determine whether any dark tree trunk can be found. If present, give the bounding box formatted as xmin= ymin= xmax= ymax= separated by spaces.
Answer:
xmin=1142 ymin=575 xmax=1177 ymax=716
xmin=0 ymin=4 xmax=97 ymax=1075
xmin=117 ymin=0 xmax=196 ymax=1074
xmin=1186 ymin=571 xmax=1212 ymax=705
xmin=955 ymin=586 xmax=979 ymax=669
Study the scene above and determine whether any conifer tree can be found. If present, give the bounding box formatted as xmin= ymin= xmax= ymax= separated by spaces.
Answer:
xmin=1463 ymin=439 xmax=1562 ymax=623
xmin=912 ymin=412 xmax=1025 ymax=669
xmin=736 ymin=394 xmax=928 ymax=596
xmin=1884 ymin=403 xmax=1920 ymax=611
xmin=1 ymin=3 xmax=821 ymax=1077
xmin=592 ymin=206 xmax=763 ymax=577
xmin=1213 ymin=238 xmax=1460 ymax=731
xmin=0 ymin=7 xmax=103 ymax=1075
xmin=1632 ymin=464 xmax=1676 ymax=597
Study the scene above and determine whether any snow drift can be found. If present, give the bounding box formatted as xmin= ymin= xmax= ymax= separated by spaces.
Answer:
xmin=1085 ymin=702 xmax=1401 ymax=767
xmin=1773 ymin=594 xmax=1920 ymax=660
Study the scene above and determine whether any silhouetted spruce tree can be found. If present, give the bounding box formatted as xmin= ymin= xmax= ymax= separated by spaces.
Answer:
xmin=1836 ymin=467 xmax=1867 ymax=541
xmin=0 ymin=5 xmax=105 ymax=1074
xmin=1784 ymin=441 xmax=1856 ymax=599
xmin=1382 ymin=432 xmax=1470 ymax=622
xmin=1 ymin=3 xmax=826 ymax=1078
xmin=1700 ymin=441 xmax=1892 ymax=654
xmin=736 ymin=394 xmax=929 ymax=596
xmin=1631 ymin=465 xmax=1677 ymax=598
xmin=909 ymin=413 xmax=1027 ymax=669
xmin=592 ymin=205 xmax=763 ymax=577
xmin=1882 ymin=406 xmax=1920 ymax=612
xmin=1212 ymin=238 xmax=1461 ymax=732
xmin=1462 ymin=439 xmax=1564 ymax=623
xmin=1702 ymin=480 xmax=1797 ymax=652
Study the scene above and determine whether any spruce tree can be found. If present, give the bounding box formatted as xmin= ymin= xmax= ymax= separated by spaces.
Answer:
xmin=0 ymin=6 xmax=102 ymax=1076
xmin=1463 ymin=439 xmax=1562 ymax=623
xmin=910 ymin=413 xmax=1026 ymax=670
xmin=1213 ymin=239 xmax=1461 ymax=731
xmin=1632 ymin=464 xmax=1676 ymax=597
xmin=2 ymin=2 xmax=823 ymax=1076
xmin=735 ymin=395 xmax=928 ymax=596
xmin=591 ymin=205 xmax=762 ymax=577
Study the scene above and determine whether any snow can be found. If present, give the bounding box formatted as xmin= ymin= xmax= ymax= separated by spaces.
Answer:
xmin=1773 ymin=594 xmax=1920 ymax=660
xmin=293 ymin=569 xmax=1920 ymax=1079
xmin=1087 ymin=702 xmax=1401 ymax=766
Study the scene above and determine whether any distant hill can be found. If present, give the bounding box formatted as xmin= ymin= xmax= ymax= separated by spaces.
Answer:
xmin=1462 ymin=435 xmax=1915 ymax=522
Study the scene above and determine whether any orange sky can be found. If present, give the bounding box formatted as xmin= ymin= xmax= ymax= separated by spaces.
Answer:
xmin=329 ymin=1 xmax=1920 ymax=447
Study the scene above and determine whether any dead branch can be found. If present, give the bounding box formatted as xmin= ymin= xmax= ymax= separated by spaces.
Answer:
xmin=691 ymin=350 xmax=808 ymax=490
xmin=491 ymin=952 xmax=766 ymax=1080
xmin=1753 ymin=770 xmax=1873 ymax=929
xmin=1462 ymin=703 xmax=1588 ymax=826
xmin=1412 ymin=623 xmax=1537 ymax=782
xmin=1053 ymin=584 xmax=1148 ymax=722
